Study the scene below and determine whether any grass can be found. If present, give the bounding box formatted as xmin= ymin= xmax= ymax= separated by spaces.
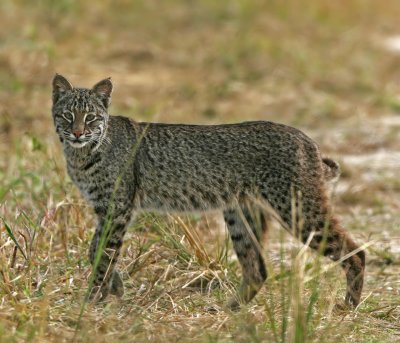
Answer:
xmin=1 ymin=0 xmax=400 ymax=342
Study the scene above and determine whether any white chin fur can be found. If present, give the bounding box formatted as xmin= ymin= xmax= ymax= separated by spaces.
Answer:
xmin=68 ymin=141 xmax=89 ymax=148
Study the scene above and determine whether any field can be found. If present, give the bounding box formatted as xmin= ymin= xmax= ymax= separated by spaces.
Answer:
xmin=1 ymin=1 xmax=400 ymax=342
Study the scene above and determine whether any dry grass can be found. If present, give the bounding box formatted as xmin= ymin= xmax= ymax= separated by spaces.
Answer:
xmin=1 ymin=0 xmax=400 ymax=342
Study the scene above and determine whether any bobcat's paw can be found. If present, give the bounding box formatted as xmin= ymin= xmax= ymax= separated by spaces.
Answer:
xmin=225 ymin=297 xmax=241 ymax=311
xmin=87 ymin=284 xmax=110 ymax=303
xmin=333 ymin=301 xmax=353 ymax=313
xmin=110 ymin=271 xmax=124 ymax=297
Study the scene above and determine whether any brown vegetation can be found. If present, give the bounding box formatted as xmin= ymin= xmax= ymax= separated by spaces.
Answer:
xmin=0 ymin=1 xmax=399 ymax=341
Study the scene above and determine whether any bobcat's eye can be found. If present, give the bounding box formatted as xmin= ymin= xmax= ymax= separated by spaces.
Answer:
xmin=85 ymin=113 xmax=96 ymax=123
xmin=62 ymin=112 xmax=74 ymax=122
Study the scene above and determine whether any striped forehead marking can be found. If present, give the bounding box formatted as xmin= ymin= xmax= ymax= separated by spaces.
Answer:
xmin=65 ymin=90 xmax=95 ymax=113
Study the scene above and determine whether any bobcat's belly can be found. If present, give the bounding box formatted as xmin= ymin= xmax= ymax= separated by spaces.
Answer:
xmin=138 ymin=193 xmax=228 ymax=212
xmin=136 ymin=178 xmax=248 ymax=212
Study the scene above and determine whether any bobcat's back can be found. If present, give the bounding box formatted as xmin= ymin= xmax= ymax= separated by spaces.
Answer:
xmin=133 ymin=120 xmax=326 ymax=214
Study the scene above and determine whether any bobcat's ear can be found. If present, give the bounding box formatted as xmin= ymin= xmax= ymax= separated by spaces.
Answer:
xmin=52 ymin=74 xmax=73 ymax=103
xmin=92 ymin=77 xmax=113 ymax=108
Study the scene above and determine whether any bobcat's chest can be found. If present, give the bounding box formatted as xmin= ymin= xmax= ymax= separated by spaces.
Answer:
xmin=66 ymin=155 xmax=111 ymax=206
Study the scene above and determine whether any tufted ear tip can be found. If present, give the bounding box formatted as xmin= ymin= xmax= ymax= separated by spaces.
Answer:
xmin=52 ymin=74 xmax=73 ymax=103
xmin=92 ymin=77 xmax=113 ymax=98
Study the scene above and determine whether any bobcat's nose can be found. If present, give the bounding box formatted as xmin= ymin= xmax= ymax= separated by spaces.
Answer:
xmin=73 ymin=130 xmax=83 ymax=138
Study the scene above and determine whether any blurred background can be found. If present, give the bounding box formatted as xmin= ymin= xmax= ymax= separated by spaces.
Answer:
xmin=2 ymin=0 xmax=400 ymax=129
xmin=0 ymin=1 xmax=400 ymax=341
xmin=2 ymin=0 xmax=400 ymax=223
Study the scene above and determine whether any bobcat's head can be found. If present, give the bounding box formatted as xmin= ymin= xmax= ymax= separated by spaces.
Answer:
xmin=51 ymin=74 xmax=112 ymax=149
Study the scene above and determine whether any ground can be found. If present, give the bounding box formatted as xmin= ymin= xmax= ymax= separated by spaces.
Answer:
xmin=0 ymin=1 xmax=400 ymax=342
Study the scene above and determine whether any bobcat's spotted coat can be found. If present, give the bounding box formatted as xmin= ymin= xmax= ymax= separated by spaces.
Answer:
xmin=51 ymin=74 xmax=365 ymax=309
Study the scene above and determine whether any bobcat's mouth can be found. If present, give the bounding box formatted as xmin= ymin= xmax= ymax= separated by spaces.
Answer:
xmin=68 ymin=140 xmax=89 ymax=148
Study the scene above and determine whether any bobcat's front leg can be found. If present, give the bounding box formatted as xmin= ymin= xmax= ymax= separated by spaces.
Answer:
xmin=88 ymin=206 xmax=131 ymax=302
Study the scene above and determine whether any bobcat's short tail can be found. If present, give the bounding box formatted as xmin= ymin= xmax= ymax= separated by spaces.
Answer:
xmin=322 ymin=157 xmax=341 ymax=183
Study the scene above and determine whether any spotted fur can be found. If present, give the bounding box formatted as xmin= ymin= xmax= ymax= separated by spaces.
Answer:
xmin=52 ymin=74 xmax=365 ymax=309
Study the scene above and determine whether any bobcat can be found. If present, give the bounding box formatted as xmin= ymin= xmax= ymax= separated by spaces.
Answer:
xmin=51 ymin=74 xmax=365 ymax=309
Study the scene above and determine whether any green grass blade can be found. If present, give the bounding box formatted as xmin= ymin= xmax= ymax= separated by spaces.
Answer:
xmin=1 ymin=217 xmax=27 ymax=260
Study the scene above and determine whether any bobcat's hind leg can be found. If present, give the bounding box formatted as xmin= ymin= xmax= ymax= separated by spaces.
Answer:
xmin=310 ymin=218 xmax=365 ymax=307
xmin=299 ymin=215 xmax=365 ymax=308
xmin=259 ymin=177 xmax=365 ymax=309
xmin=224 ymin=205 xmax=268 ymax=310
